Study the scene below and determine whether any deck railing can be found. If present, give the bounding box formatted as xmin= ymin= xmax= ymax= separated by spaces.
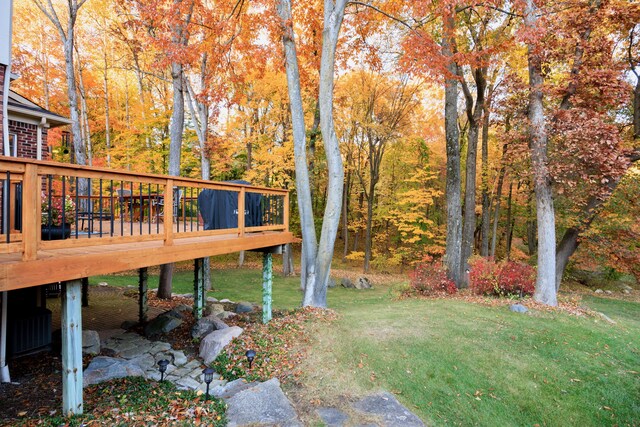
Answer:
xmin=0 ymin=157 xmax=289 ymax=260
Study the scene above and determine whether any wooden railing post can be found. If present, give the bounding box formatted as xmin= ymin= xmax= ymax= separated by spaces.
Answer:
xmin=164 ymin=179 xmax=174 ymax=245
xmin=283 ymin=192 xmax=290 ymax=232
xmin=238 ymin=187 xmax=245 ymax=237
xmin=22 ymin=164 xmax=38 ymax=261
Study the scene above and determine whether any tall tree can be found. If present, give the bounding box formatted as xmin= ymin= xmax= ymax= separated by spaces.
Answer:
xmin=156 ymin=0 xmax=194 ymax=299
xmin=523 ymin=0 xmax=557 ymax=306
xmin=33 ymin=0 xmax=88 ymax=170
xmin=276 ymin=0 xmax=347 ymax=307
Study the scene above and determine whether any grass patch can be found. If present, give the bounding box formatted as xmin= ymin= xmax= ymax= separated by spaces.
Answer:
xmin=301 ymin=285 xmax=640 ymax=426
xmin=90 ymin=267 xmax=306 ymax=310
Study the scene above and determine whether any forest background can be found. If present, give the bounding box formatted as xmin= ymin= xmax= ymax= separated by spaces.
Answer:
xmin=10 ymin=0 xmax=640 ymax=303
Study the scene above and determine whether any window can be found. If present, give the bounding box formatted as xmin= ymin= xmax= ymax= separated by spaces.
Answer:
xmin=9 ymin=133 xmax=17 ymax=157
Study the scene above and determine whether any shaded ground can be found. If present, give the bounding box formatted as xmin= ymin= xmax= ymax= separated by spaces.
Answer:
xmin=0 ymin=286 xmax=185 ymax=424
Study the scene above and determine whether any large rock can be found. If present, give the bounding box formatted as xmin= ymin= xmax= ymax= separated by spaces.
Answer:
xmin=509 ymin=304 xmax=528 ymax=314
xmin=206 ymin=303 xmax=225 ymax=317
xmin=355 ymin=277 xmax=372 ymax=290
xmin=235 ymin=301 xmax=255 ymax=314
xmin=82 ymin=330 xmax=101 ymax=355
xmin=341 ymin=278 xmax=355 ymax=289
xmin=83 ymin=356 xmax=145 ymax=386
xmin=144 ymin=314 xmax=183 ymax=337
xmin=191 ymin=315 xmax=229 ymax=339
xmin=353 ymin=392 xmax=425 ymax=427
xmin=199 ymin=326 xmax=243 ymax=364
xmin=225 ymin=378 xmax=301 ymax=427
xmin=317 ymin=407 xmax=348 ymax=427
xmin=212 ymin=378 xmax=259 ymax=399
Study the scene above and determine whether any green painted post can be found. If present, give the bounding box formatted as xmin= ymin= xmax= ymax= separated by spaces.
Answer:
xmin=138 ymin=268 xmax=148 ymax=323
xmin=194 ymin=258 xmax=204 ymax=320
xmin=262 ymin=252 xmax=273 ymax=323
xmin=61 ymin=280 xmax=83 ymax=415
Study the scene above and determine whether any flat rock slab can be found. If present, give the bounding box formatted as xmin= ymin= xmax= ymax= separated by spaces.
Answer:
xmin=225 ymin=378 xmax=301 ymax=427
xmin=317 ymin=407 xmax=349 ymax=427
xmin=353 ymin=392 xmax=425 ymax=427
xmin=84 ymin=356 xmax=145 ymax=386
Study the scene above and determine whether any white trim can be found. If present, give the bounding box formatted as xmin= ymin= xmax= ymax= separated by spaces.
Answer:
xmin=9 ymin=132 xmax=16 ymax=157
xmin=3 ymin=63 xmax=11 ymax=156
xmin=0 ymin=291 xmax=9 ymax=383
xmin=8 ymin=104 xmax=72 ymax=127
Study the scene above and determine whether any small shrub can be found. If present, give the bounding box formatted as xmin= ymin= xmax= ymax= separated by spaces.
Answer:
xmin=409 ymin=262 xmax=457 ymax=295
xmin=469 ymin=258 xmax=535 ymax=297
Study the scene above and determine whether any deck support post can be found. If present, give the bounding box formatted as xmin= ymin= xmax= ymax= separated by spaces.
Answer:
xmin=0 ymin=291 xmax=10 ymax=383
xmin=81 ymin=278 xmax=89 ymax=307
xmin=193 ymin=258 xmax=204 ymax=320
xmin=262 ymin=252 xmax=272 ymax=324
xmin=138 ymin=268 xmax=148 ymax=324
xmin=61 ymin=280 xmax=83 ymax=415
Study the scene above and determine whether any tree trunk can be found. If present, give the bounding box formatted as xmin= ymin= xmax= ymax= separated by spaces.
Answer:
xmin=480 ymin=101 xmax=491 ymax=257
xmin=364 ymin=187 xmax=374 ymax=273
xmin=342 ymin=167 xmax=351 ymax=262
xmin=505 ymin=182 xmax=514 ymax=260
xmin=76 ymin=58 xmax=92 ymax=166
xmin=460 ymin=124 xmax=478 ymax=283
xmin=158 ymin=61 xmax=188 ymax=299
xmin=526 ymin=0 xmax=557 ymax=306
xmin=283 ymin=243 xmax=294 ymax=276
xmin=634 ymin=78 xmax=640 ymax=140
xmin=442 ymin=9 xmax=462 ymax=286
xmin=526 ymin=193 xmax=537 ymax=256
xmin=310 ymin=0 xmax=347 ymax=307
xmin=103 ymin=53 xmax=111 ymax=168
xmin=490 ymin=141 xmax=509 ymax=258
xmin=276 ymin=0 xmax=318 ymax=298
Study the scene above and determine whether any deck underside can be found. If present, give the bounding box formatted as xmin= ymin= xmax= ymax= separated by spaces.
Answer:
xmin=0 ymin=231 xmax=294 ymax=292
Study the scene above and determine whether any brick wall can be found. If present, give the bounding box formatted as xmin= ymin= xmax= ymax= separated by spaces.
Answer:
xmin=0 ymin=63 xmax=5 ymax=149
xmin=8 ymin=120 xmax=49 ymax=160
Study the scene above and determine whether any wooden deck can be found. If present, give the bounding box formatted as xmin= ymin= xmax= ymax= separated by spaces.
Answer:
xmin=0 ymin=157 xmax=295 ymax=292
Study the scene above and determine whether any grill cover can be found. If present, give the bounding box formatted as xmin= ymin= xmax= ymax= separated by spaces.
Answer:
xmin=197 ymin=180 xmax=263 ymax=230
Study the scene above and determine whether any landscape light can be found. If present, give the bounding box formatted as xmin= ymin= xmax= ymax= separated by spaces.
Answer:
xmin=245 ymin=349 xmax=256 ymax=369
xmin=157 ymin=359 xmax=170 ymax=382
xmin=203 ymin=367 xmax=215 ymax=401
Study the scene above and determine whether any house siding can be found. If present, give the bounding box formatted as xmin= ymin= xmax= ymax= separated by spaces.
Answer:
xmin=8 ymin=120 xmax=49 ymax=160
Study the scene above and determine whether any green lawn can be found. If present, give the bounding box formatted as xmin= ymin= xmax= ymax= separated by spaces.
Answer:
xmin=93 ymin=268 xmax=640 ymax=426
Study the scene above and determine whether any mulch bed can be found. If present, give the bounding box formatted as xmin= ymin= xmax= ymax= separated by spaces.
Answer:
xmin=0 ymin=294 xmax=196 ymax=425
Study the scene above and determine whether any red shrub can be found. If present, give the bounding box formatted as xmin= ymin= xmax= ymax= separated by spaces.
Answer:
xmin=409 ymin=262 xmax=457 ymax=295
xmin=468 ymin=258 xmax=535 ymax=297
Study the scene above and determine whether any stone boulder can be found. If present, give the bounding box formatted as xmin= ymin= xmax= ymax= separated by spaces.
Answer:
xmin=199 ymin=326 xmax=243 ymax=364
xmin=206 ymin=303 xmax=225 ymax=317
xmin=235 ymin=301 xmax=255 ymax=314
xmin=225 ymin=378 xmax=301 ymax=427
xmin=83 ymin=356 xmax=145 ymax=386
xmin=341 ymin=278 xmax=355 ymax=289
xmin=144 ymin=314 xmax=183 ymax=337
xmin=353 ymin=392 xmax=425 ymax=427
xmin=218 ymin=311 xmax=237 ymax=320
xmin=509 ymin=304 xmax=528 ymax=313
xmin=82 ymin=330 xmax=101 ymax=355
xmin=355 ymin=277 xmax=372 ymax=290
xmin=327 ymin=278 xmax=336 ymax=288
xmin=191 ymin=315 xmax=229 ymax=339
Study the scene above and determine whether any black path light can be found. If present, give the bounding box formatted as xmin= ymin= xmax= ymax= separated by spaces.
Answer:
xmin=157 ymin=359 xmax=170 ymax=382
xmin=203 ymin=367 xmax=215 ymax=401
xmin=245 ymin=349 xmax=256 ymax=369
